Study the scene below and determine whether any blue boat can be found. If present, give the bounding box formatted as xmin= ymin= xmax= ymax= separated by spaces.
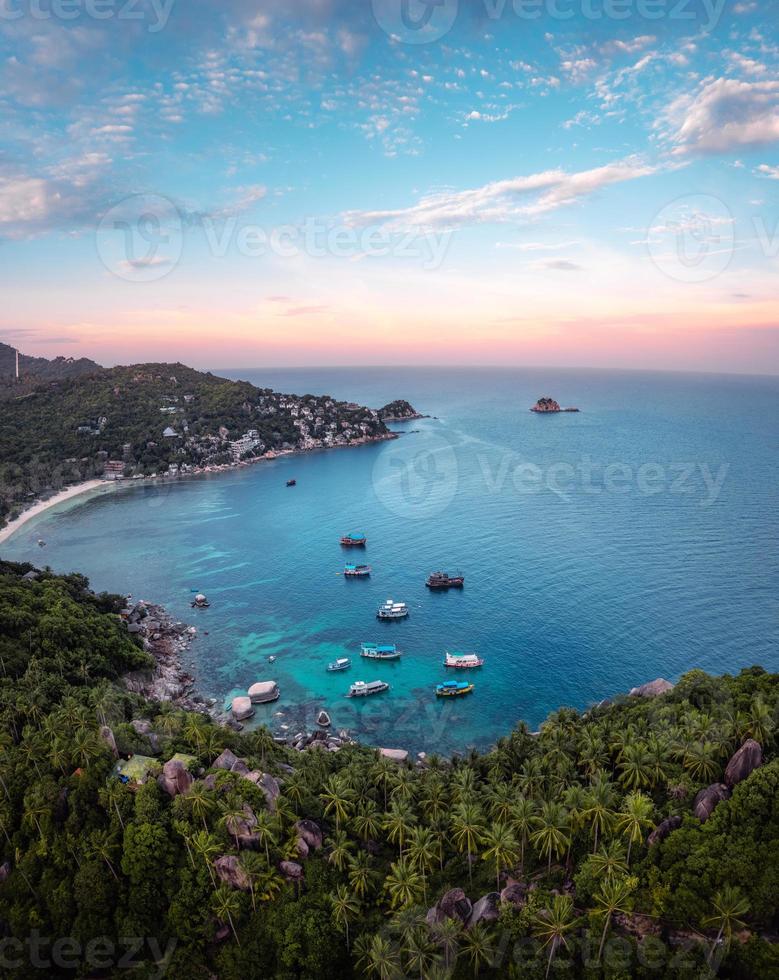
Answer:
xmin=361 ymin=643 xmax=401 ymax=660
xmin=435 ymin=680 xmax=474 ymax=698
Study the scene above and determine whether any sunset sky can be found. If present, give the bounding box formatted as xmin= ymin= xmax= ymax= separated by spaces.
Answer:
xmin=1 ymin=0 xmax=779 ymax=372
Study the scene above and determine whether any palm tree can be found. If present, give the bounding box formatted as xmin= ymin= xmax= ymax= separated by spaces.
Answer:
xmin=430 ymin=915 xmax=462 ymax=973
xmin=745 ymin=698 xmax=773 ymax=745
xmin=532 ymin=894 xmax=576 ymax=979
xmin=326 ymin=829 xmax=353 ymax=872
xmin=254 ymin=809 xmax=277 ymax=864
xmin=353 ymin=802 xmax=382 ymax=842
xmin=451 ymin=802 xmax=484 ymax=885
xmin=385 ymin=856 xmax=424 ymax=910
xmin=281 ymin=771 xmax=306 ymax=813
xmin=461 ymin=922 xmax=496 ymax=977
xmin=191 ymin=830 xmax=220 ymax=888
xmin=618 ymin=742 xmax=653 ymax=790
xmin=374 ymin=755 xmax=398 ymax=810
xmin=530 ymin=801 xmax=570 ymax=875
xmin=211 ymin=883 xmax=243 ymax=944
xmin=645 ymin=733 xmax=670 ymax=788
xmin=88 ymin=829 xmax=119 ymax=880
xmin=487 ymin=782 xmax=516 ymax=823
xmin=71 ymin=727 xmax=103 ymax=768
xmin=360 ymin=933 xmax=401 ymax=980
xmin=255 ymin=866 xmax=283 ymax=903
xmin=348 ymin=850 xmax=376 ymax=899
xmin=407 ymin=826 xmax=440 ymax=899
xmin=320 ymin=775 xmax=354 ymax=830
xmin=616 ymin=791 xmax=654 ymax=864
xmin=184 ymin=783 xmax=214 ymax=832
xmin=702 ymin=886 xmax=750 ymax=964
xmin=581 ymin=774 xmax=616 ymax=853
xmin=402 ymin=927 xmax=438 ymax=979
xmin=588 ymin=841 xmax=628 ymax=883
xmin=383 ymin=800 xmax=416 ymax=857
xmin=451 ymin=765 xmax=477 ymax=804
xmin=593 ymin=876 xmax=635 ymax=962
xmin=238 ymin=851 xmax=266 ymax=911
xmin=330 ymin=884 xmax=360 ymax=951
xmin=510 ymin=795 xmax=537 ymax=869
xmin=481 ymin=823 xmax=520 ymax=892
xmin=219 ymin=799 xmax=248 ymax=850
xmin=682 ymin=741 xmax=720 ymax=783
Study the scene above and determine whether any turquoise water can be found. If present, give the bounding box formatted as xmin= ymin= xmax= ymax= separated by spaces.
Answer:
xmin=3 ymin=367 xmax=778 ymax=754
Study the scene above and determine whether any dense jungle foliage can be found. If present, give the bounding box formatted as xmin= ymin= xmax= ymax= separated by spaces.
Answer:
xmin=0 ymin=560 xmax=776 ymax=979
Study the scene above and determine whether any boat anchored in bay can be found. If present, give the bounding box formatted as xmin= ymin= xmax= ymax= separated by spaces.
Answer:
xmin=444 ymin=651 xmax=484 ymax=668
xmin=436 ymin=680 xmax=474 ymax=698
xmin=426 ymin=571 xmax=464 ymax=589
xmin=340 ymin=533 xmax=367 ymax=547
xmin=361 ymin=643 xmax=401 ymax=661
xmin=344 ymin=563 xmax=371 ymax=577
xmin=347 ymin=679 xmax=389 ymax=697
xmin=377 ymin=599 xmax=409 ymax=620
xmin=327 ymin=657 xmax=351 ymax=672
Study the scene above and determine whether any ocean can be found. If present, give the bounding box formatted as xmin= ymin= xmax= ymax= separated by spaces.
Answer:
xmin=3 ymin=366 xmax=778 ymax=755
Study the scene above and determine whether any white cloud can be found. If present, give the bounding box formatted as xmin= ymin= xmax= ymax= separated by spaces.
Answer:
xmin=756 ymin=163 xmax=779 ymax=179
xmin=667 ymin=78 xmax=779 ymax=154
xmin=496 ymin=241 xmax=581 ymax=252
xmin=343 ymin=158 xmax=659 ymax=231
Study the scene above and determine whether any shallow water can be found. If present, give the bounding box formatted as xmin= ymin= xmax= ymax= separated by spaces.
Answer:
xmin=4 ymin=366 xmax=778 ymax=754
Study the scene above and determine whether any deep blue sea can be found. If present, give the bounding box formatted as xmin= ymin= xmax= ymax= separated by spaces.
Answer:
xmin=3 ymin=367 xmax=778 ymax=755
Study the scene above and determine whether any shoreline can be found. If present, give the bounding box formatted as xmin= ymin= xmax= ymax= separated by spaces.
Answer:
xmin=0 ymin=480 xmax=113 ymax=546
xmin=0 ymin=431 xmax=400 ymax=548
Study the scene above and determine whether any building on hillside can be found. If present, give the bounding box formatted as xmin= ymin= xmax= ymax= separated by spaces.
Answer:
xmin=162 ymin=427 xmax=179 ymax=439
xmin=103 ymin=461 xmax=126 ymax=480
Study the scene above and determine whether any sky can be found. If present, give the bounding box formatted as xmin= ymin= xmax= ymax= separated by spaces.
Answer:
xmin=1 ymin=0 xmax=779 ymax=373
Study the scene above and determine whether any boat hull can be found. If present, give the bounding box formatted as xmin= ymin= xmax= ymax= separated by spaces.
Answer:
xmin=361 ymin=652 xmax=401 ymax=660
xmin=436 ymin=685 xmax=474 ymax=697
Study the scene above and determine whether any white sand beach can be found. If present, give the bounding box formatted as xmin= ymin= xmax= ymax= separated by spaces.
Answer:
xmin=0 ymin=480 xmax=112 ymax=546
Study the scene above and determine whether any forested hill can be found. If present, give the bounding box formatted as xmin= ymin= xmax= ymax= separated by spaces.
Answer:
xmin=0 ymin=558 xmax=776 ymax=978
xmin=0 ymin=342 xmax=102 ymax=386
xmin=0 ymin=360 xmax=395 ymax=525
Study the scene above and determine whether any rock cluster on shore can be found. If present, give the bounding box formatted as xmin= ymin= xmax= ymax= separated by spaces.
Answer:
xmin=120 ymin=601 xmax=211 ymax=713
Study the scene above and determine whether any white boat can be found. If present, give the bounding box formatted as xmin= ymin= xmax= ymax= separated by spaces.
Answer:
xmin=377 ymin=599 xmax=409 ymax=620
xmin=327 ymin=657 xmax=351 ymax=672
xmin=361 ymin=643 xmax=401 ymax=660
xmin=347 ymin=679 xmax=389 ymax=697
xmin=444 ymin=651 xmax=484 ymax=668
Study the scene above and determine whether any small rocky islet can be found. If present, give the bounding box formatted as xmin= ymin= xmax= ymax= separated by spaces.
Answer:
xmin=530 ymin=395 xmax=580 ymax=413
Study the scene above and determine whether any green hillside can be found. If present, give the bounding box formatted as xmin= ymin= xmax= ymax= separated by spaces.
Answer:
xmin=0 ymin=560 xmax=776 ymax=978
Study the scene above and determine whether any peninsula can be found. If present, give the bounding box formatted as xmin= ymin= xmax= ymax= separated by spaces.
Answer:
xmin=0 ymin=348 xmax=418 ymax=530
